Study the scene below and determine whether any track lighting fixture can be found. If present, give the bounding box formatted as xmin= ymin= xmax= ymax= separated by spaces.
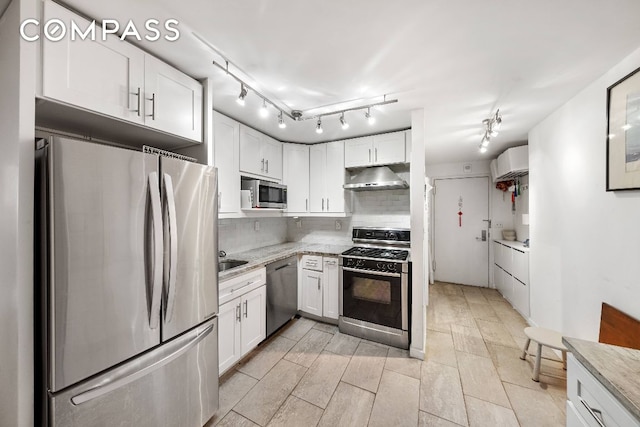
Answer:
xmin=237 ymin=84 xmax=248 ymax=106
xmin=365 ymin=107 xmax=375 ymax=125
xmin=479 ymin=109 xmax=503 ymax=153
xmin=259 ymin=99 xmax=269 ymax=118
xmin=278 ymin=111 xmax=286 ymax=129
xmin=339 ymin=113 xmax=349 ymax=130
xmin=210 ymin=59 xmax=398 ymax=135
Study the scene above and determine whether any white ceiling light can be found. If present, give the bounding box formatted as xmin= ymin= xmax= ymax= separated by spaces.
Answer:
xmin=479 ymin=145 xmax=488 ymax=154
xmin=278 ymin=111 xmax=286 ymax=129
xmin=259 ymin=99 xmax=269 ymax=118
xmin=365 ymin=107 xmax=375 ymax=125
xmin=316 ymin=117 xmax=323 ymax=134
xmin=339 ymin=113 xmax=349 ymax=130
xmin=237 ymin=83 xmax=248 ymax=106
xmin=479 ymin=109 xmax=502 ymax=152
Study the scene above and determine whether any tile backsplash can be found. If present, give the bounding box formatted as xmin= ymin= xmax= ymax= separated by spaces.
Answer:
xmin=219 ymin=217 xmax=287 ymax=254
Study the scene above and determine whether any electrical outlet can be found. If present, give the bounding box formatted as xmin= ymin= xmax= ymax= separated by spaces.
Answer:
xmin=494 ymin=222 xmax=503 ymax=229
xmin=254 ymin=220 xmax=260 ymax=231
xmin=335 ymin=220 xmax=342 ymax=230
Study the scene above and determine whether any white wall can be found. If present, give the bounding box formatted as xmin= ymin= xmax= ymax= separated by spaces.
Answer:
xmin=219 ymin=218 xmax=288 ymax=254
xmin=0 ymin=0 xmax=36 ymax=425
xmin=529 ymin=46 xmax=640 ymax=339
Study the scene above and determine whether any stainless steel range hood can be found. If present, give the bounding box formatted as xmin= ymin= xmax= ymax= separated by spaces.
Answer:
xmin=343 ymin=166 xmax=409 ymax=191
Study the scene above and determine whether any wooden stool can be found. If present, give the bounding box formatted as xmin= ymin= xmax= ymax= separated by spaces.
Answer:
xmin=520 ymin=326 xmax=568 ymax=382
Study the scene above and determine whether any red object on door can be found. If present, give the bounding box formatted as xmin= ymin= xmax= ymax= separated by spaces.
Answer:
xmin=458 ymin=211 xmax=463 ymax=227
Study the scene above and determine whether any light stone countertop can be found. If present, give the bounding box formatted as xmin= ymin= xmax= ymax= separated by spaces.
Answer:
xmin=563 ymin=337 xmax=640 ymax=421
xmin=219 ymin=242 xmax=353 ymax=281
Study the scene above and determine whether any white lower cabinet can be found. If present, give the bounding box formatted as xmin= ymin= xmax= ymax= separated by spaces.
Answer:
xmin=567 ymin=354 xmax=640 ymax=427
xmin=299 ymin=255 xmax=339 ymax=320
xmin=493 ymin=240 xmax=529 ymax=318
xmin=218 ymin=269 xmax=266 ymax=375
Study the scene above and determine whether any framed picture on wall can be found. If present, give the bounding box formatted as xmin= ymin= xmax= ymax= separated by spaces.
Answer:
xmin=607 ymin=66 xmax=640 ymax=191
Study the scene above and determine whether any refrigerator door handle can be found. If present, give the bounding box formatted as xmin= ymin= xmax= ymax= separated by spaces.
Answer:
xmin=148 ymin=172 xmax=163 ymax=329
xmin=163 ymin=173 xmax=178 ymax=322
xmin=70 ymin=322 xmax=214 ymax=406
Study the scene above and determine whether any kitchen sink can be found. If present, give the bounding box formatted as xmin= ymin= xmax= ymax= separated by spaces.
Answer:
xmin=218 ymin=259 xmax=248 ymax=271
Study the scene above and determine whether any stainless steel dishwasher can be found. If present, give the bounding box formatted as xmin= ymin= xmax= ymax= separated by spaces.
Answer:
xmin=266 ymin=255 xmax=298 ymax=337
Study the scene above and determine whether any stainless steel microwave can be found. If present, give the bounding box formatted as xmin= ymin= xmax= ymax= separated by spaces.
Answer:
xmin=241 ymin=179 xmax=287 ymax=209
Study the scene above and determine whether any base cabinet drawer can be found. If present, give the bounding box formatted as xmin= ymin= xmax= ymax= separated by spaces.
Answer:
xmin=567 ymin=354 xmax=640 ymax=427
xmin=567 ymin=401 xmax=588 ymax=427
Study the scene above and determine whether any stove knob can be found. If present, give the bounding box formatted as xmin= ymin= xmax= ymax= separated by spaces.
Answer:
xmin=386 ymin=232 xmax=397 ymax=240
xmin=377 ymin=262 xmax=383 ymax=270
xmin=388 ymin=263 xmax=397 ymax=272
xmin=356 ymin=259 xmax=365 ymax=267
xmin=346 ymin=259 xmax=354 ymax=267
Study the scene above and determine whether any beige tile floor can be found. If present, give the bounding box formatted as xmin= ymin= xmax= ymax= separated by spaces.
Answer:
xmin=207 ymin=282 xmax=567 ymax=427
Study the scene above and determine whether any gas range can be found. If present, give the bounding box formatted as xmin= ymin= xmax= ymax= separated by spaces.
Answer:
xmin=338 ymin=227 xmax=411 ymax=349
xmin=340 ymin=227 xmax=410 ymax=272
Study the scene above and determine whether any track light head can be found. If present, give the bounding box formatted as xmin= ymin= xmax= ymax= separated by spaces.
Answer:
xmin=278 ymin=112 xmax=286 ymax=129
xmin=365 ymin=108 xmax=375 ymax=125
xmin=237 ymin=84 xmax=248 ymax=106
xmin=479 ymin=145 xmax=488 ymax=154
xmin=315 ymin=117 xmax=323 ymax=134
xmin=494 ymin=110 xmax=502 ymax=130
xmin=340 ymin=113 xmax=349 ymax=130
xmin=481 ymin=135 xmax=490 ymax=148
xmin=259 ymin=99 xmax=269 ymax=118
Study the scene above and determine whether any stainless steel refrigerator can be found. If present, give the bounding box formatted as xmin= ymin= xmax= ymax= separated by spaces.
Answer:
xmin=36 ymin=136 xmax=219 ymax=426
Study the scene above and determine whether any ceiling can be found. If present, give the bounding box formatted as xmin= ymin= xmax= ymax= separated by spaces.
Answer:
xmin=59 ymin=0 xmax=640 ymax=164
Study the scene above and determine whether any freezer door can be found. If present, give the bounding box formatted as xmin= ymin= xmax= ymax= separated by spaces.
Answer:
xmin=49 ymin=318 xmax=218 ymax=427
xmin=161 ymin=157 xmax=218 ymax=340
xmin=47 ymin=137 xmax=162 ymax=392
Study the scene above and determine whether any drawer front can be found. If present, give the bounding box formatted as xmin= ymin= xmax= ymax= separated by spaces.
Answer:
xmin=567 ymin=400 xmax=589 ymax=427
xmin=219 ymin=268 xmax=266 ymax=306
xmin=301 ymin=255 xmax=323 ymax=271
xmin=567 ymin=354 xmax=640 ymax=427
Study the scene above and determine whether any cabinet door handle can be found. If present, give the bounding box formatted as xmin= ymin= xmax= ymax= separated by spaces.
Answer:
xmin=322 ymin=198 xmax=325 ymax=211
xmin=266 ymin=159 xmax=269 ymax=173
xmin=368 ymin=148 xmax=371 ymax=163
xmin=235 ymin=303 xmax=241 ymax=322
xmin=132 ymin=87 xmax=141 ymax=116
xmin=305 ymin=198 xmax=308 ymax=211
xmin=579 ymin=398 xmax=605 ymax=427
xmin=317 ymin=276 xmax=321 ymax=290
xmin=243 ymin=300 xmax=248 ymax=318
xmin=375 ymin=148 xmax=378 ymax=162
xmin=147 ymin=93 xmax=156 ymax=120
xmin=261 ymin=158 xmax=265 ymax=171
xmin=327 ymin=198 xmax=330 ymax=211
xmin=218 ymin=192 xmax=222 ymax=211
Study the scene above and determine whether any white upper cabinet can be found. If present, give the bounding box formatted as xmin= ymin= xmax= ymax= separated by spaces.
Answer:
xmin=344 ymin=137 xmax=373 ymax=168
xmin=344 ymin=132 xmax=406 ymax=168
xmin=41 ymin=1 xmax=203 ymax=142
xmin=144 ymin=55 xmax=203 ymax=142
xmin=283 ymin=144 xmax=310 ymax=214
xmin=213 ymin=112 xmax=240 ymax=214
xmin=309 ymin=141 xmax=348 ymax=214
xmin=239 ymin=125 xmax=283 ymax=181
xmin=42 ymin=1 xmax=145 ymax=125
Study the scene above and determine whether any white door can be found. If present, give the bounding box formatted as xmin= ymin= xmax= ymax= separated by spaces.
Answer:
xmin=218 ymin=298 xmax=241 ymax=374
xmin=325 ymin=141 xmax=346 ymax=213
xmin=373 ymin=132 xmax=405 ymax=165
xmin=309 ymin=145 xmax=326 ymax=213
xmin=240 ymin=286 xmax=266 ymax=356
xmin=433 ymin=177 xmax=489 ymax=286
xmin=144 ymin=55 xmax=203 ymax=142
xmin=239 ymin=125 xmax=264 ymax=176
xmin=344 ymin=137 xmax=373 ymax=168
xmin=300 ymin=270 xmax=323 ymax=317
xmin=213 ymin=112 xmax=240 ymax=214
xmin=322 ymin=258 xmax=339 ymax=320
xmin=283 ymin=144 xmax=310 ymax=213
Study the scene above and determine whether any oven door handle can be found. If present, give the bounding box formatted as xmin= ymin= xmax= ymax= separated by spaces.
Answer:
xmin=342 ymin=267 xmax=401 ymax=278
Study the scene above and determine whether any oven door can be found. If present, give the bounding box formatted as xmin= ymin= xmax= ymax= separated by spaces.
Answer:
xmin=341 ymin=267 xmax=407 ymax=331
